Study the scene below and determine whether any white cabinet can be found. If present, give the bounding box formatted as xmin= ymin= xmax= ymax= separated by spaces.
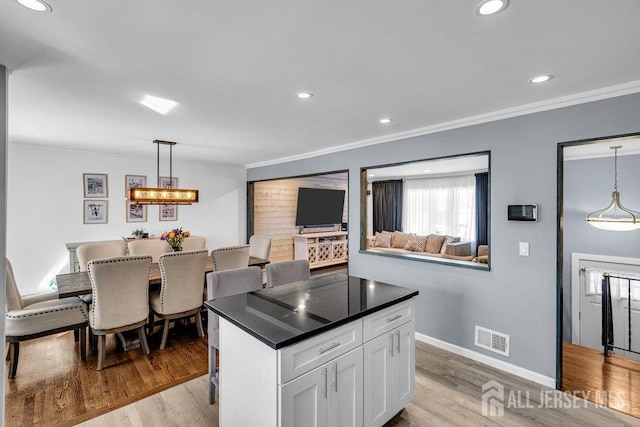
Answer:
xmin=280 ymin=347 xmax=363 ymax=427
xmin=363 ymin=321 xmax=415 ymax=427
xmin=294 ymin=231 xmax=348 ymax=269
xmin=216 ymin=296 xmax=416 ymax=427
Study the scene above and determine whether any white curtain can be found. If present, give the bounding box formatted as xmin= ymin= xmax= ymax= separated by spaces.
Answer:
xmin=584 ymin=268 xmax=640 ymax=301
xmin=402 ymin=175 xmax=476 ymax=241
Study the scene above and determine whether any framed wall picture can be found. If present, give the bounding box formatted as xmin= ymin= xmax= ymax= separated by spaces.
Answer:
xmin=159 ymin=176 xmax=178 ymax=189
xmin=125 ymin=174 xmax=146 ymax=198
xmin=126 ymin=201 xmax=147 ymax=223
xmin=159 ymin=204 xmax=178 ymax=221
xmin=83 ymin=173 xmax=108 ymax=198
xmin=84 ymin=200 xmax=108 ymax=224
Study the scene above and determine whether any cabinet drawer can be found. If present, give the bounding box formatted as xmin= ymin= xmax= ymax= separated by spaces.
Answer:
xmin=279 ymin=319 xmax=362 ymax=384
xmin=363 ymin=299 xmax=415 ymax=342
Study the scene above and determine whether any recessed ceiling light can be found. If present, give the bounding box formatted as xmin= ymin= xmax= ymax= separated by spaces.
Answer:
xmin=529 ymin=74 xmax=553 ymax=84
xmin=475 ymin=0 xmax=508 ymax=16
xmin=296 ymin=92 xmax=313 ymax=99
xmin=369 ymin=174 xmax=376 ymax=177
xmin=423 ymin=169 xmax=432 ymax=173
xmin=139 ymin=95 xmax=178 ymax=115
xmin=379 ymin=118 xmax=392 ymax=124
xmin=16 ymin=0 xmax=52 ymax=12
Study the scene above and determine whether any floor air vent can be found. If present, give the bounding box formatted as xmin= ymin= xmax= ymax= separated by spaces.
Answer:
xmin=475 ymin=326 xmax=510 ymax=357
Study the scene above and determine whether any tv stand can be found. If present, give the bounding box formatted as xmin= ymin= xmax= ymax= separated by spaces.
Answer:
xmin=294 ymin=231 xmax=348 ymax=269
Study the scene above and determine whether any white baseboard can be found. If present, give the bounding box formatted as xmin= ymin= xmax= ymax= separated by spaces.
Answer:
xmin=415 ymin=332 xmax=556 ymax=389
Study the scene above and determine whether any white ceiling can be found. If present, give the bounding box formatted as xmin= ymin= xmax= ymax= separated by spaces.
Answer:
xmin=2 ymin=1 xmax=640 ymax=166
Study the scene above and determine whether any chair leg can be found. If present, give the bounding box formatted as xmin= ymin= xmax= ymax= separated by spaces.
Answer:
xmin=159 ymin=319 xmax=171 ymax=350
xmin=209 ymin=346 xmax=218 ymax=404
xmin=8 ymin=342 xmax=19 ymax=379
xmin=148 ymin=312 xmax=155 ymax=336
xmin=97 ymin=335 xmax=106 ymax=371
xmin=90 ymin=329 xmax=98 ymax=355
xmin=138 ymin=326 xmax=151 ymax=355
xmin=195 ymin=311 xmax=205 ymax=338
xmin=80 ymin=327 xmax=87 ymax=361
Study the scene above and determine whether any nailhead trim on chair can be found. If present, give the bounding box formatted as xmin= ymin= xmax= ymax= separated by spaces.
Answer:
xmin=210 ymin=245 xmax=249 ymax=270
xmin=87 ymin=256 xmax=152 ymax=327
xmin=157 ymin=250 xmax=208 ymax=311
xmin=6 ymin=304 xmax=89 ymax=321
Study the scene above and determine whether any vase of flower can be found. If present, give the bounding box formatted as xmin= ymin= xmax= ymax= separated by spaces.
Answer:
xmin=161 ymin=227 xmax=190 ymax=253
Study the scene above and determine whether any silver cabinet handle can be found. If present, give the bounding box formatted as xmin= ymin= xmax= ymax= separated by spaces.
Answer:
xmin=318 ymin=342 xmax=340 ymax=354
xmin=390 ymin=333 xmax=394 ymax=357
xmin=331 ymin=362 xmax=338 ymax=392
xmin=396 ymin=329 xmax=401 ymax=354
xmin=387 ymin=314 xmax=402 ymax=323
xmin=321 ymin=367 xmax=327 ymax=399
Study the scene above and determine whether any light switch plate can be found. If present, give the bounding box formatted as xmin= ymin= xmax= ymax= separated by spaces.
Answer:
xmin=519 ymin=242 xmax=529 ymax=256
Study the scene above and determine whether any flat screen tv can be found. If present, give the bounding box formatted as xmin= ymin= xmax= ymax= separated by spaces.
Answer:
xmin=295 ymin=187 xmax=345 ymax=227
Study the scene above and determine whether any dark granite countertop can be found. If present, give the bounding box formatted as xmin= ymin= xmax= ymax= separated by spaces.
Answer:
xmin=204 ymin=273 xmax=419 ymax=349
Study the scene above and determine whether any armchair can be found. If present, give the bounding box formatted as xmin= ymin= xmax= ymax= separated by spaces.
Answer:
xmin=5 ymin=259 xmax=89 ymax=378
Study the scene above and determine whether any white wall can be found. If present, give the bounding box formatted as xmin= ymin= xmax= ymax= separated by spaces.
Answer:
xmin=7 ymin=143 xmax=247 ymax=295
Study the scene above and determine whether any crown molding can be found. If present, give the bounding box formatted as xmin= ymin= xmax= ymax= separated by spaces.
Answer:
xmin=246 ymin=80 xmax=640 ymax=169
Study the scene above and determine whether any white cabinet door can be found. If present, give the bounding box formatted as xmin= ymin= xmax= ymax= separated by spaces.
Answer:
xmin=363 ymin=320 xmax=415 ymax=427
xmin=390 ymin=320 xmax=415 ymax=410
xmin=281 ymin=348 xmax=363 ymax=427
xmin=328 ymin=347 xmax=363 ymax=427
xmin=280 ymin=365 xmax=328 ymax=427
xmin=363 ymin=332 xmax=392 ymax=427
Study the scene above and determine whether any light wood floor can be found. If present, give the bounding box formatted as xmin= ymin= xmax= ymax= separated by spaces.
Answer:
xmin=563 ymin=341 xmax=640 ymax=420
xmin=82 ymin=341 xmax=640 ymax=426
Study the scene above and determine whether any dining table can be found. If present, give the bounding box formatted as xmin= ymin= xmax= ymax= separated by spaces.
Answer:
xmin=55 ymin=255 xmax=269 ymax=351
xmin=55 ymin=256 xmax=270 ymax=298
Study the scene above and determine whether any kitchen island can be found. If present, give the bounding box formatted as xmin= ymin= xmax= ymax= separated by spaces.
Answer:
xmin=205 ymin=273 xmax=418 ymax=427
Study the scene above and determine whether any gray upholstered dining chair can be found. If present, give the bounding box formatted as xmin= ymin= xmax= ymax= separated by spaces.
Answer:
xmin=149 ymin=249 xmax=208 ymax=349
xmin=5 ymin=258 xmax=89 ymax=378
xmin=87 ymin=255 xmax=152 ymax=370
xmin=127 ymin=239 xmax=171 ymax=263
xmin=206 ymin=266 xmax=263 ymax=404
xmin=249 ymin=235 xmax=272 ymax=260
xmin=180 ymin=236 xmax=207 ymax=252
xmin=211 ymin=244 xmax=250 ymax=271
xmin=265 ymin=259 xmax=310 ymax=288
xmin=76 ymin=241 xmax=127 ymax=272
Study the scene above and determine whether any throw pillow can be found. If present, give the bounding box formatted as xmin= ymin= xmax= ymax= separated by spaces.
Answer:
xmin=404 ymin=235 xmax=428 ymax=252
xmin=425 ymin=234 xmax=446 ymax=254
xmin=440 ymin=235 xmax=461 ymax=255
xmin=391 ymin=231 xmax=411 ymax=249
xmin=374 ymin=231 xmax=392 ymax=248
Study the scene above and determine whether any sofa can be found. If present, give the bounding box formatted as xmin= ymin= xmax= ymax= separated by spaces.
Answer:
xmin=472 ymin=244 xmax=489 ymax=264
xmin=366 ymin=230 xmax=474 ymax=262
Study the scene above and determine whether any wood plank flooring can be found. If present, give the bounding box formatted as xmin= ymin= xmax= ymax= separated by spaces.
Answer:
xmin=563 ymin=341 xmax=640 ymax=419
xmin=4 ymin=325 xmax=208 ymax=427
xmin=82 ymin=341 xmax=640 ymax=426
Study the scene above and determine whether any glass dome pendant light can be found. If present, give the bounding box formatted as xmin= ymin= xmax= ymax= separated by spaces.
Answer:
xmin=585 ymin=145 xmax=640 ymax=231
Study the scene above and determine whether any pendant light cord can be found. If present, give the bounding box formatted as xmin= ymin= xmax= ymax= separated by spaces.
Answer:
xmin=614 ymin=146 xmax=618 ymax=192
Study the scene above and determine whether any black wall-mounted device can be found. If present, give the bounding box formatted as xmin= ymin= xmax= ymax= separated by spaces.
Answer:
xmin=507 ymin=204 xmax=538 ymax=222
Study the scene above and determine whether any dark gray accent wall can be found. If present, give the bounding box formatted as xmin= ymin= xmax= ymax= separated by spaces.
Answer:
xmin=562 ymin=153 xmax=640 ymax=342
xmin=248 ymin=92 xmax=640 ymax=379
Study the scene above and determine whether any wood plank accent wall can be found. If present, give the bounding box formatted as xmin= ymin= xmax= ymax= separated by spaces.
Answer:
xmin=253 ymin=173 xmax=348 ymax=263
